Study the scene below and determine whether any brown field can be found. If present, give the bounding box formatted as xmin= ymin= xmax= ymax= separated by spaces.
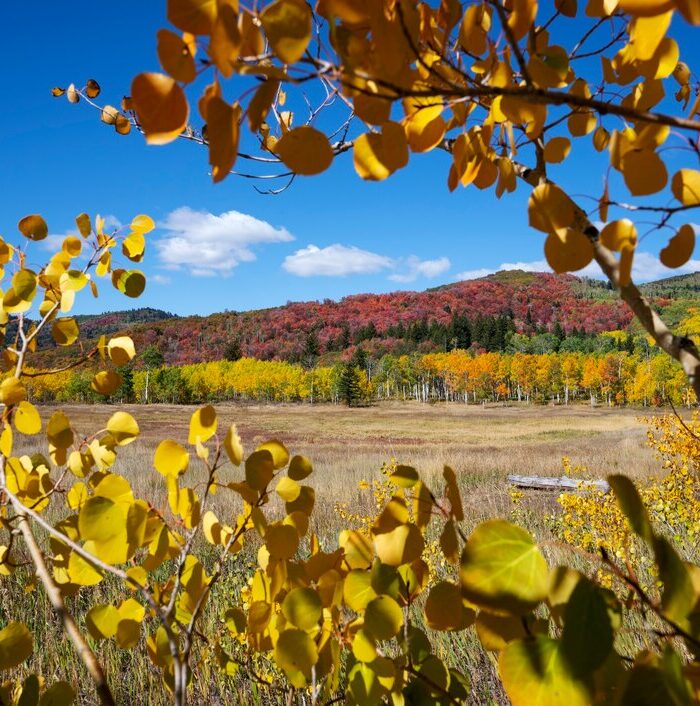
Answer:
xmin=6 ymin=402 xmax=670 ymax=705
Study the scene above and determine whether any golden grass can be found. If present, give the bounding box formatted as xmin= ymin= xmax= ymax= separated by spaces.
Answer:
xmin=3 ymin=402 xmax=664 ymax=704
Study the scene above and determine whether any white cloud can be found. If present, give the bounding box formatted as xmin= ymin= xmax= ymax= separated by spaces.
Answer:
xmin=284 ymin=244 xmax=451 ymax=282
xmin=151 ymin=274 xmax=171 ymax=285
xmin=456 ymin=252 xmax=700 ymax=283
xmin=157 ymin=207 xmax=293 ymax=277
xmin=283 ymin=244 xmax=393 ymax=277
xmin=389 ymin=256 xmax=451 ymax=283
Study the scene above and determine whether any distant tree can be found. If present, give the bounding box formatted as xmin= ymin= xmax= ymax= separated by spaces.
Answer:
xmin=224 ymin=338 xmax=242 ymax=362
xmin=302 ymin=330 xmax=320 ymax=369
xmin=142 ymin=344 xmax=164 ymax=369
xmin=338 ymin=362 xmax=361 ymax=407
xmin=350 ymin=346 xmax=368 ymax=373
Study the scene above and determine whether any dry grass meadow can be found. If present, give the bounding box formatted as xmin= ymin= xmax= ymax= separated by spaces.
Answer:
xmin=5 ymin=402 xmax=667 ymax=705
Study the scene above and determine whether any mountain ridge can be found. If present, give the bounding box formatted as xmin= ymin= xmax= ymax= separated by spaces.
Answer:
xmin=33 ymin=270 xmax=700 ymax=368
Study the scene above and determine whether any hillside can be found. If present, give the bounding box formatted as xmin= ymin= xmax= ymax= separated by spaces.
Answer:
xmin=32 ymin=270 xmax=700 ymax=368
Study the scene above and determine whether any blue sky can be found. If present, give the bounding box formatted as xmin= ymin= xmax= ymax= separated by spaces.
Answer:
xmin=1 ymin=2 xmax=697 ymax=316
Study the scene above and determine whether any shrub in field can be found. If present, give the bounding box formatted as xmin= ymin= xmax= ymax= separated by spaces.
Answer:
xmin=1 ymin=215 xmax=700 ymax=706
xmin=552 ymin=414 xmax=700 ymax=583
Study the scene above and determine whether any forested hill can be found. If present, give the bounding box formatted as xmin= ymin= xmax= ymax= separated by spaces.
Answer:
xmin=33 ymin=270 xmax=700 ymax=368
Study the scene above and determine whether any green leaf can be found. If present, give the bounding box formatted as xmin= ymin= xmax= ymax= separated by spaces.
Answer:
xmin=281 ymin=587 xmax=322 ymax=631
xmin=608 ymin=474 xmax=653 ymax=543
xmin=460 ymin=519 xmax=549 ymax=614
xmin=560 ymin=577 xmax=614 ymax=674
xmin=499 ymin=636 xmax=592 ymax=706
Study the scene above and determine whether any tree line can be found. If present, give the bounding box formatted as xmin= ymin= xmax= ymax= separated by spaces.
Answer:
xmin=24 ymin=346 xmax=694 ymax=408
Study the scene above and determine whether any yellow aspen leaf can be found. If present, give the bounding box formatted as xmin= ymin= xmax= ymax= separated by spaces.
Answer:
xmin=265 ymin=523 xmax=299 ymax=559
xmin=0 ymin=378 xmax=26 ymax=406
xmin=131 ymin=72 xmax=189 ymax=145
xmin=671 ymin=169 xmax=700 ymax=206
xmin=177 ymin=487 xmax=201 ymax=528
xmin=617 ymin=0 xmax=674 ymax=14
xmin=543 ymin=137 xmax=571 ymax=163
xmin=544 ymin=228 xmax=594 ymax=273
xmin=282 ymin=587 xmax=322 ymax=630
xmin=284 ymin=457 xmax=313 ymax=484
xmin=113 ymin=269 xmax=146 ymax=298
xmin=245 ymin=449 xmax=275 ymax=490
xmin=343 ymin=570 xmax=377 ymax=612
xmin=501 ymin=97 xmax=547 ymax=139
xmin=257 ymin=439 xmax=289 ymax=469
xmin=85 ymin=79 xmax=101 ymax=98
xmin=47 ymin=411 xmax=73 ymax=448
xmin=621 ymin=149 xmax=668 ymax=195
xmin=284 ymin=511 xmax=308 ymax=537
xmin=86 ymin=604 xmax=120 ymax=640
xmin=59 ymin=270 xmax=89 ymax=292
xmin=101 ymin=105 xmax=119 ymax=125
xmin=91 ymin=370 xmax=123 ymax=396
xmin=373 ymin=523 xmax=424 ymax=567
xmin=167 ymin=0 xmax=217 ymax=34
xmin=274 ymin=629 xmax=318 ymax=681
xmin=78 ymin=497 xmax=127 ymax=555
xmin=340 ymin=529 xmax=374 ymax=570
xmin=389 ymin=465 xmax=418 ymax=488
xmin=68 ymin=452 xmax=92 ymax=479
xmin=62 ymin=236 xmax=82 ymax=257
xmin=275 ymin=126 xmax=333 ymax=175
xmin=188 ymin=404 xmax=217 ymax=444
xmin=567 ymin=110 xmax=596 ymax=137
xmin=108 ymin=336 xmax=136 ymax=365
xmin=507 ymin=0 xmax=538 ymax=40
xmin=115 ymin=114 xmax=131 ymax=135
xmin=353 ymin=122 xmax=408 ymax=181
xmin=276 ymin=476 xmax=301 ymax=502
xmin=364 ymin=595 xmax=403 ymax=640
xmin=628 ymin=11 xmax=673 ymax=61
xmin=107 ymin=412 xmax=140 ymax=446
xmin=0 ymin=546 xmax=14 ymax=577
xmin=353 ymin=92 xmax=391 ymax=126
xmin=528 ymin=183 xmax=575 ymax=233
xmin=18 ymin=214 xmax=48 ymax=241
xmin=224 ymin=423 xmax=243 ymax=465
xmin=461 ymin=520 xmax=549 ymax=614
xmin=592 ymin=126 xmax=610 ymax=152
xmin=600 ymin=219 xmax=637 ymax=252
xmin=660 ymin=224 xmax=695 ymax=268
xmin=261 ymin=0 xmax=312 ymax=64
xmin=352 ymin=629 xmax=377 ymax=663
xmin=440 ymin=519 xmax=460 ymax=564
xmin=210 ymin=0 xmax=241 ymax=77
xmin=51 ymin=318 xmax=79 ymax=346
xmin=131 ymin=214 xmax=155 ymax=233
xmin=459 ymin=4 xmax=491 ymax=55
xmin=14 ymin=401 xmax=41 ymax=435
xmin=0 ymin=622 xmax=33 ymax=670
xmin=206 ymin=97 xmax=241 ymax=183
xmin=248 ymin=80 xmax=279 ymax=133
xmin=157 ymin=28 xmax=196 ymax=83
xmin=67 ymin=481 xmax=89 ymax=509
xmin=444 ymin=465 xmax=464 ymax=521
xmin=0 ymin=425 xmax=12 ymax=457
xmin=404 ymin=99 xmax=446 ymax=153
xmin=424 ymin=581 xmax=472 ymax=631
xmin=499 ymin=637 xmax=591 ymax=706
xmin=122 ymin=232 xmax=146 ymax=262
xmin=154 ymin=439 xmax=190 ymax=477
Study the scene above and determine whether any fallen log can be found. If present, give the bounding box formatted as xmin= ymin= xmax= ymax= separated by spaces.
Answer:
xmin=507 ymin=474 xmax=610 ymax=493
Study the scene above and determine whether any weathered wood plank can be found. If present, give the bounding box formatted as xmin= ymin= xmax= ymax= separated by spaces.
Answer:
xmin=507 ymin=474 xmax=610 ymax=492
